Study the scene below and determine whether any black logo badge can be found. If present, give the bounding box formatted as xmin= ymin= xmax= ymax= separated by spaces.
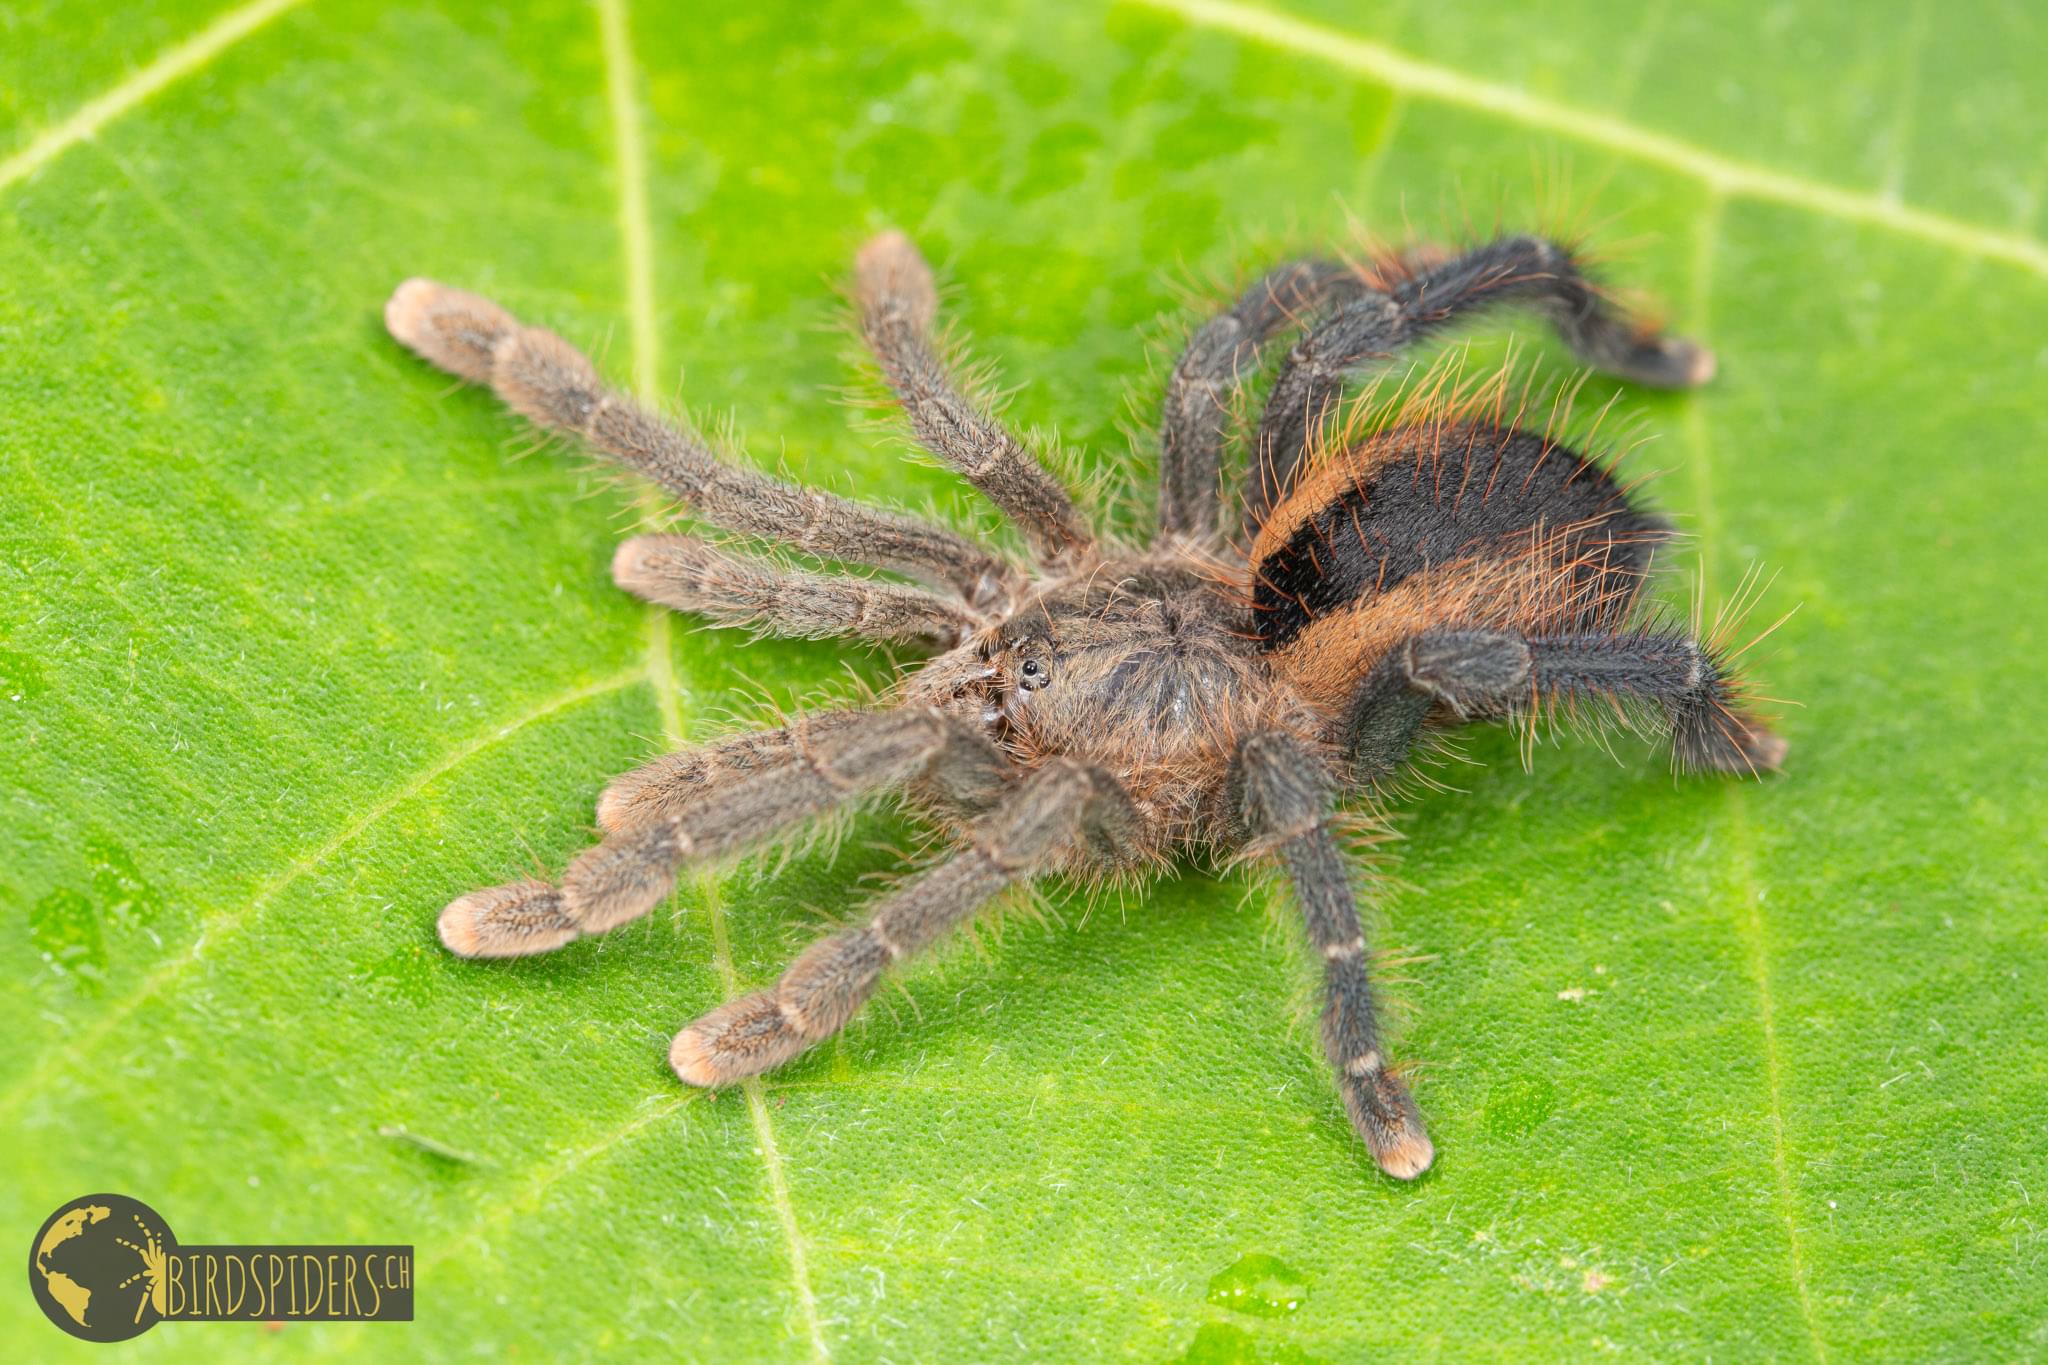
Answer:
xmin=28 ymin=1193 xmax=413 ymax=1342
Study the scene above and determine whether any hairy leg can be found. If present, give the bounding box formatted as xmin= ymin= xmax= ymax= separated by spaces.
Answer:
xmin=597 ymin=711 xmax=860 ymax=834
xmin=1249 ymin=235 xmax=1714 ymax=520
xmin=385 ymin=279 xmax=1016 ymax=607
xmin=669 ymin=759 xmax=1138 ymax=1084
xmin=438 ymin=708 xmax=1011 ymax=957
xmin=1232 ymin=729 xmax=1431 ymax=1180
xmin=1158 ymin=259 xmax=1367 ymax=544
xmin=1344 ymin=625 xmax=1786 ymax=787
xmin=595 ymin=709 xmax=1013 ymax=836
xmin=612 ymin=533 xmax=984 ymax=645
xmin=854 ymin=232 xmax=1096 ymax=572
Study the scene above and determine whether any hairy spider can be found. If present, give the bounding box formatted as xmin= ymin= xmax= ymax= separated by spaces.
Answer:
xmin=385 ymin=229 xmax=1783 ymax=1180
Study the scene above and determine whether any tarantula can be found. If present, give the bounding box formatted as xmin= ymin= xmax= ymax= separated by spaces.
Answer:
xmin=384 ymin=229 xmax=1782 ymax=1180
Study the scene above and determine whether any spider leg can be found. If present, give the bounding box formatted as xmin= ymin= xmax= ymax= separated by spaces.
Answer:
xmin=437 ymin=709 xmax=1011 ymax=958
xmin=1158 ymin=259 xmax=1368 ymax=545
xmin=1249 ymin=234 xmax=1715 ymax=521
xmin=1232 ymin=729 xmax=1432 ymax=1181
xmin=668 ymin=759 xmax=1138 ymax=1085
xmin=597 ymin=711 xmax=857 ymax=834
xmin=612 ymin=533 xmax=984 ymax=645
xmin=854 ymin=232 xmax=1097 ymax=572
xmin=384 ymin=279 xmax=1019 ymax=609
xmin=593 ymin=709 xmax=1012 ymax=836
xmin=1344 ymin=626 xmax=1786 ymax=787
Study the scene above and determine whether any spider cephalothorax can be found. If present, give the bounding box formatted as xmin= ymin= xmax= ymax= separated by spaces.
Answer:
xmin=386 ymin=228 xmax=1782 ymax=1180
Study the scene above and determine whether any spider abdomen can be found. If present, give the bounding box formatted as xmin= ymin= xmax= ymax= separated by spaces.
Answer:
xmin=1250 ymin=422 xmax=1667 ymax=710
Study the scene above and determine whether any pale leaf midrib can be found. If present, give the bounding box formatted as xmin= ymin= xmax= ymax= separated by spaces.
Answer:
xmin=1135 ymin=0 xmax=2048 ymax=278
xmin=0 ymin=0 xmax=2037 ymax=288
xmin=0 ymin=0 xmax=312 ymax=193
xmin=0 ymin=668 xmax=645 ymax=1120
xmin=596 ymin=1 xmax=829 ymax=1359
xmin=1682 ymin=193 xmax=1827 ymax=1362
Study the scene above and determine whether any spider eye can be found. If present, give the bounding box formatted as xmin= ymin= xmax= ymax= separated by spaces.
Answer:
xmin=1018 ymin=655 xmax=1053 ymax=691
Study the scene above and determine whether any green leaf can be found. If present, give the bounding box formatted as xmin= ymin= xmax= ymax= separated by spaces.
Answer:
xmin=4 ymin=0 xmax=2044 ymax=1358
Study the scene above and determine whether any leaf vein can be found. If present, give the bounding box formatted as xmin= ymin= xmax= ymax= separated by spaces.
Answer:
xmin=0 ymin=667 xmax=644 ymax=1121
xmin=1136 ymin=0 xmax=2048 ymax=278
xmin=596 ymin=1 xmax=829 ymax=1357
xmin=0 ymin=0 xmax=311 ymax=194
xmin=1683 ymin=196 xmax=1827 ymax=1362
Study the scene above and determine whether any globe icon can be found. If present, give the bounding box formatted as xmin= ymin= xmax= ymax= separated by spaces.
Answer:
xmin=27 ymin=1193 xmax=171 ymax=1343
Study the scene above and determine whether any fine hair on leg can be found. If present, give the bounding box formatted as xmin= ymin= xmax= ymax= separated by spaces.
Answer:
xmin=438 ymin=709 xmax=1012 ymax=958
xmin=854 ymin=232 xmax=1096 ymax=571
xmin=1344 ymin=625 xmax=1785 ymax=787
xmin=1158 ymin=258 xmax=1368 ymax=544
xmin=385 ymin=278 xmax=1017 ymax=607
xmin=596 ymin=711 xmax=869 ymax=834
xmin=612 ymin=533 xmax=985 ymax=644
xmin=1232 ymin=728 xmax=1432 ymax=1180
xmin=669 ymin=759 xmax=1138 ymax=1085
xmin=1248 ymin=234 xmax=1716 ymax=521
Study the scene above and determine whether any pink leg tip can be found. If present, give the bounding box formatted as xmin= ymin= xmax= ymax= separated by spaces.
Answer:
xmin=383 ymin=277 xmax=441 ymax=349
xmin=437 ymin=880 xmax=578 ymax=959
xmin=1685 ymin=344 xmax=1718 ymax=387
xmin=668 ymin=1025 xmax=721 ymax=1088
xmin=1372 ymin=1127 xmax=1435 ymax=1181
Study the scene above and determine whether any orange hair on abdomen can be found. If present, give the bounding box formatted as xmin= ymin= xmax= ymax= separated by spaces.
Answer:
xmin=1250 ymin=421 xmax=1668 ymax=715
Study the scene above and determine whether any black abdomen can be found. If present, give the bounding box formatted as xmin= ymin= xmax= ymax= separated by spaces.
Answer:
xmin=1252 ymin=423 xmax=1664 ymax=646
xmin=1249 ymin=424 xmax=1668 ymax=707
